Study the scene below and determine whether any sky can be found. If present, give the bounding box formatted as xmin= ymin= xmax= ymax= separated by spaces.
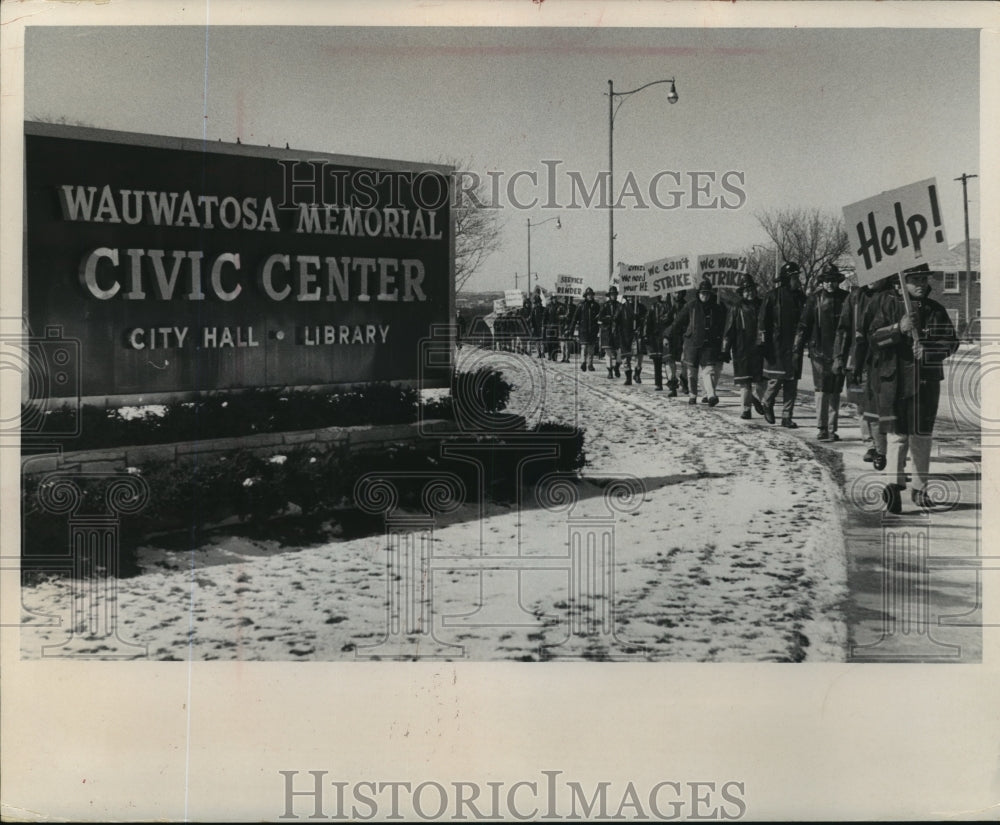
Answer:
xmin=24 ymin=24 xmax=981 ymax=294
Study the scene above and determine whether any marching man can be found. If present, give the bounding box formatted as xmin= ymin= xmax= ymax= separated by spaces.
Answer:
xmin=723 ymin=274 xmax=767 ymax=419
xmin=795 ymin=264 xmax=848 ymax=441
xmin=861 ymin=264 xmax=958 ymax=514
xmin=598 ymin=285 xmax=634 ymax=382
xmin=571 ymin=287 xmax=601 ymax=372
xmin=835 ymin=282 xmax=887 ymax=468
xmin=758 ymin=261 xmax=807 ymax=427
xmin=645 ymin=293 xmax=672 ymax=391
xmin=666 ymin=291 xmax=689 ymax=397
xmin=669 ymin=279 xmax=727 ymax=406
xmin=631 ymin=298 xmax=648 ymax=384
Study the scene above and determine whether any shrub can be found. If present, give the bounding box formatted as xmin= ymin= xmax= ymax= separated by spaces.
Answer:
xmin=21 ymin=368 xmax=515 ymax=452
xmin=20 ymin=421 xmax=584 ymax=578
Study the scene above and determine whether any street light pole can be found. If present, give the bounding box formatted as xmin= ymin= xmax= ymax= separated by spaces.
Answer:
xmin=607 ymin=77 xmax=678 ymax=285
xmin=526 ymin=215 xmax=562 ymax=295
xmin=955 ymin=172 xmax=978 ymax=337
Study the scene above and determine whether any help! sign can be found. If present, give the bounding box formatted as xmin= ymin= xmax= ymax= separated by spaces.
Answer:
xmin=843 ymin=179 xmax=949 ymax=285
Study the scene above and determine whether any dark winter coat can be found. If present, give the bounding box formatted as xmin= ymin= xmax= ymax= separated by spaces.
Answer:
xmin=834 ymin=286 xmax=874 ymax=377
xmin=544 ymin=300 xmax=563 ymax=338
xmin=723 ymin=297 xmax=763 ymax=383
xmin=757 ymin=284 xmax=805 ymax=380
xmin=795 ymin=288 xmax=847 ymax=362
xmin=667 ymin=294 xmax=688 ymax=359
xmin=861 ymin=288 xmax=958 ymax=433
xmin=631 ymin=301 xmax=649 ymax=349
xmin=572 ymin=299 xmax=601 ymax=344
xmin=669 ymin=295 xmax=727 ymax=365
xmin=598 ymin=299 xmax=633 ymax=351
xmin=645 ymin=299 xmax=673 ymax=357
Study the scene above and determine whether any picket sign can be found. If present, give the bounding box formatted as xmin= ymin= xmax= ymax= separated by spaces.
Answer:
xmin=644 ymin=255 xmax=694 ymax=295
xmin=697 ymin=253 xmax=748 ymax=289
xmin=617 ymin=262 xmax=649 ymax=297
xmin=842 ymin=179 xmax=949 ymax=287
xmin=554 ymin=274 xmax=584 ymax=297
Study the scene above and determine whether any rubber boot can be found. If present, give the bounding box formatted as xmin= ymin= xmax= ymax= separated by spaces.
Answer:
xmin=653 ymin=360 xmax=663 ymax=391
xmin=634 ymin=368 xmax=642 ymax=384
xmin=679 ymin=373 xmax=689 ymax=395
xmin=624 ymin=369 xmax=633 ymax=386
xmin=613 ymin=363 xmax=621 ymax=378
xmin=607 ymin=367 xmax=614 ymax=379
xmin=666 ymin=378 xmax=678 ymax=398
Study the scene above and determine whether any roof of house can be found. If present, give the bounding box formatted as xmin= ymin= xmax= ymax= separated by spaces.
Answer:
xmin=925 ymin=239 xmax=980 ymax=272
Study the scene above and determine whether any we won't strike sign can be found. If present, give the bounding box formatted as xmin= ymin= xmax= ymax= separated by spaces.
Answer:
xmin=842 ymin=178 xmax=949 ymax=286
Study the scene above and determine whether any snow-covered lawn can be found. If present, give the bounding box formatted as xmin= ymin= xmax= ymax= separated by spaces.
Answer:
xmin=21 ymin=348 xmax=849 ymax=661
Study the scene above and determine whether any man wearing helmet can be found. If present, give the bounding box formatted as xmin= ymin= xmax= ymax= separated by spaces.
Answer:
xmin=571 ymin=287 xmax=601 ymax=372
xmin=668 ymin=278 xmax=727 ymax=406
xmin=796 ymin=263 xmax=848 ymax=441
xmin=723 ymin=274 xmax=767 ymax=419
xmin=598 ymin=285 xmax=634 ymax=382
xmin=758 ymin=261 xmax=807 ymax=427
xmin=861 ymin=264 xmax=958 ymax=514
xmin=544 ymin=293 xmax=563 ymax=361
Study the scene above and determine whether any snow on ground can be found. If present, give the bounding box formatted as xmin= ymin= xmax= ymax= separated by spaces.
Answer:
xmin=21 ymin=348 xmax=849 ymax=662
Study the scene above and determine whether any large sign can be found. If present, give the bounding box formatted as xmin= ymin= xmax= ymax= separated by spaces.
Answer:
xmin=645 ymin=254 xmax=694 ymax=295
xmin=24 ymin=123 xmax=454 ymax=398
xmin=554 ymin=274 xmax=584 ymax=297
xmin=697 ymin=253 xmax=748 ymax=289
xmin=617 ymin=263 xmax=649 ymax=297
xmin=842 ymin=179 xmax=949 ymax=286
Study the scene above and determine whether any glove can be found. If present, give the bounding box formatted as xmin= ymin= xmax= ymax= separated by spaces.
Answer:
xmin=913 ymin=341 xmax=925 ymax=361
xmin=832 ymin=357 xmax=844 ymax=375
xmin=899 ymin=313 xmax=914 ymax=333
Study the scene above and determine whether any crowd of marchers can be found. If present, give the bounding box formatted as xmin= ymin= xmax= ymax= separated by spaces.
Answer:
xmin=466 ymin=261 xmax=959 ymax=515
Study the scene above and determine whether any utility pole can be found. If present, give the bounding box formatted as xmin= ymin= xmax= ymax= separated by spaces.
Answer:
xmin=955 ymin=172 xmax=978 ymax=338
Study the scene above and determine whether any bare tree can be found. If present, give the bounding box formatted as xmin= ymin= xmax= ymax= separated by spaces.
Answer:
xmin=756 ymin=208 xmax=850 ymax=292
xmin=445 ymin=160 xmax=506 ymax=293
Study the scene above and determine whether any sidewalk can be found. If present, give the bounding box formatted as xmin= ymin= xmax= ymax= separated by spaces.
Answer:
xmin=709 ymin=360 xmax=983 ymax=662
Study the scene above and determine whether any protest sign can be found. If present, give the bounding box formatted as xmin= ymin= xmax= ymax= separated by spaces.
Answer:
xmin=645 ymin=254 xmax=694 ymax=295
xmin=618 ymin=262 xmax=649 ymax=297
xmin=554 ymin=274 xmax=584 ymax=297
xmin=504 ymin=289 xmax=526 ymax=307
xmin=697 ymin=253 xmax=748 ymax=289
xmin=493 ymin=298 xmax=507 ymax=314
xmin=842 ymin=179 xmax=949 ymax=286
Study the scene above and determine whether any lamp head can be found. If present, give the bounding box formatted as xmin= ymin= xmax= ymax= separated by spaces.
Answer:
xmin=556 ymin=218 xmax=562 ymax=229
xmin=667 ymin=80 xmax=679 ymax=104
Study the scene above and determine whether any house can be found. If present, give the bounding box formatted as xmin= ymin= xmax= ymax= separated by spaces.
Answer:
xmin=924 ymin=239 xmax=980 ymax=337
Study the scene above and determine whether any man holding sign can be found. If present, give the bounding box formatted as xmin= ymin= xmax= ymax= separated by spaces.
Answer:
xmin=844 ymin=180 xmax=958 ymax=512
xmin=859 ymin=265 xmax=958 ymax=514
